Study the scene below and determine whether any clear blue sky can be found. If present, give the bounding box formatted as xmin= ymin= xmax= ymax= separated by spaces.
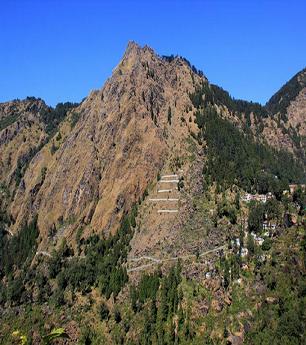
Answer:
xmin=1 ymin=0 xmax=305 ymax=107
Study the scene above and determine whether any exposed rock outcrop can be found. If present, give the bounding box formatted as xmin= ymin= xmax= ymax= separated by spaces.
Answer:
xmin=8 ymin=42 xmax=202 ymax=247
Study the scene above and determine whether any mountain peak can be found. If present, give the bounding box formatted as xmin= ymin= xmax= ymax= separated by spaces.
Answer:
xmin=114 ymin=41 xmax=157 ymax=76
xmin=124 ymin=40 xmax=141 ymax=55
xmin=122 ymin=41 xmax=156 ymax=61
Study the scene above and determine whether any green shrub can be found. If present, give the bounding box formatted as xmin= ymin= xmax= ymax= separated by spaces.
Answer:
xmin=99 ymin=302 xmax=109 ymax=321
xmin=262 ymin=238 xmax=272 ymax=251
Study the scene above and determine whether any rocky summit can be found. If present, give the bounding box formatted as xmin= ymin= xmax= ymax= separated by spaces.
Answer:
xmin=0 ymin=42 xmax=305 ymax=344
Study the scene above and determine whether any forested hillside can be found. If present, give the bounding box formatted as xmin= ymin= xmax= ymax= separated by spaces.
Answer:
xmin=0 ymin=42 xmax=305 ymax=344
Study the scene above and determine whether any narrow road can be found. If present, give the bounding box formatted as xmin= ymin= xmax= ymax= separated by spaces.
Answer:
xmin=127 ymin=244 xmax=226 ymax=273
xmin=128 ymin=255 xmax=161 ymax=263
xmin=36 ymin=251 xmax=52 ymax=258
xmin=159 ymin=180 xmax=179 ymax=183
xmin=149 ymin=198 xmax=179 ymax=201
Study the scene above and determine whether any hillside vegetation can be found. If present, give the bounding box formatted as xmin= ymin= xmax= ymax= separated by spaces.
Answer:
xmin=0 ymin=42 xmax=305 ymax=344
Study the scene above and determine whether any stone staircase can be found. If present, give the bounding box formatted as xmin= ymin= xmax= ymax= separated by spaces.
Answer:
xmin=149 ymin=173 xmax=181 ymax=214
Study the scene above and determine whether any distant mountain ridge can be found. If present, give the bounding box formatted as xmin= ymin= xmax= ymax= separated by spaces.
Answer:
xmin=266 ymin=67 xmax=306 ymax=117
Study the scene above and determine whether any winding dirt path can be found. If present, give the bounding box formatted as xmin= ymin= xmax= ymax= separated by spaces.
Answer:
xmin=127 ymin=244 xmax=226 ymax=273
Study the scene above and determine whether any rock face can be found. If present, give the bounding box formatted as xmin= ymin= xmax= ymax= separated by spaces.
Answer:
xmin=263 ymin=68 xmax=306 ymax=158
xmin=8 ymin=42 xmax=202 ymax=246
xmin=1 ymin=42 xmax=305 ymax=251
xmin=0 ymin=98 xmax=49 ymax=189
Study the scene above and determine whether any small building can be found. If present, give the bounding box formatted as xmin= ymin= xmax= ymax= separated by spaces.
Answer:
xmin=231 ymin=238 xmax=240 ymax=248
xmin=241 ymin=192 xmax=273 ymax=204
xmin=241 ymin=193 xmax=253 ymax=202
xmin=289 ymin=184 xmax=306 ymax=194
xmin=257 ymin=194 xmax=267 ymax=203
xmin=241 ymin=247 xmax=248 ymax=258
xmin=266 ymin=192 xmax=273 ymax=200
xmin=256 ymin=237 xmax=265 ymax=246
xmin=258 ymin=254 xmax=267 ymax=263
xmin=263 ymin=221 xmax=276 ymax=231
xmin=205 ymin=272 xmax=212 ymax=279
xmin=251 ymin=232 xmax=265 ymax=245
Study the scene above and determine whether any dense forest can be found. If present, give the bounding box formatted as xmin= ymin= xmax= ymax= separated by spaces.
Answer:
xmin=189 ymin=81 xmax=269 ymax=125
xmin=0 ymin=204 xmax=139 ymax=307
xmin=40 ymin=101 xmax=79 ymax=135
xmin=189 ymin=84 xmax=305 ymax=194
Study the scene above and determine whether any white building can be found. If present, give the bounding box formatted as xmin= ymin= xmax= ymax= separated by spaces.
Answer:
xmin=241 ymin=247 xmax=249 ymax=257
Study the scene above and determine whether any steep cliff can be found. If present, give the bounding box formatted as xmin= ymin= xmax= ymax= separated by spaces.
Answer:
xmin=0 ymin=98 xmax=49 ymax=190
xmin=9 ymin=42 xmax=203 ymax=248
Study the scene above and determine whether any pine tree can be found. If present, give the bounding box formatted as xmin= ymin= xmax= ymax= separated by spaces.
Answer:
xmin=168 ymin=106 xmax=172 ymax=125
xmin=235 ymin=191 xmax=240 ymax=210
xmin=247 ymin=232 xmax=255 ymax=255
xmin=223 ymin=259 xmax=230 ymax=289
xmin=160 ymin=280 xmax=168 ymax=321
xmin=130 ymin=285 xmax=138 ymax=312
xmin=151 ymin=297 xmax=157 ymax=324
